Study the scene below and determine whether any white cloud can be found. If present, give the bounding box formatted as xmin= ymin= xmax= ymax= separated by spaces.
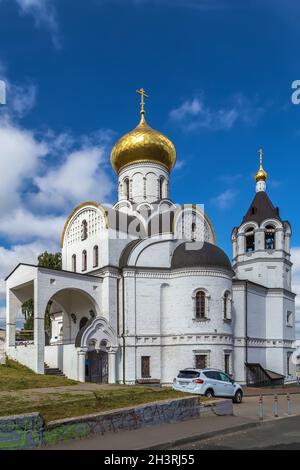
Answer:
xmin=211 ymin=189 xmax=237 ymax=210
xmin=0 ymin=208 xmax=65 ymax=242
xmin=173 ymin=160 xmax=186 ymax=171
xmin=15 ymin=0 xmax=60 ymax=48
xmin=218 ymin=174 xmax=242 ymax=185
xmin=170 ymin=93 xmax=264 ymax=132
xmin=0 ymin=239 xmax=59 ymax=299
xmin=0 ymin=69 xmax=115 ymax=305
xmin=29 ymin=146 xmax=114 ymax=211
xmin=0 ymin=63 xmax=37 ymax=118
xmin=0 ymin=121 xmax=48 ymax=214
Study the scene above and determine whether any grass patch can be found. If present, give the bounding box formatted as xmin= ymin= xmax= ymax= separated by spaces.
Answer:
xmin=0 ymin=387 xmax=191 ymax=423
xmin=0 ymin=359 xmax=77 ymax=391
xmin=0 ymin=360 xmax=198 ymax=423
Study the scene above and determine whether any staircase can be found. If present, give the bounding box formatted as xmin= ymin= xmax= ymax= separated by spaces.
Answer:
xmin=44 ymin=363 xmax=65 ymax=377
xmin=246 ymin=362 xmax=285 ymax=387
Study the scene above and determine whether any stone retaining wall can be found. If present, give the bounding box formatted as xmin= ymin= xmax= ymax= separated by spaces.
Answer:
xmin=0 ymin=396 xmax=233 ymax=449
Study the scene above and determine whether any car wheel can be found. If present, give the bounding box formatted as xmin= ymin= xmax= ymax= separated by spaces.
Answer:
xmin=204 ymin=389 xmax=215 ymax=399
xmin=233 ymin=390 xmax=243 ymax=404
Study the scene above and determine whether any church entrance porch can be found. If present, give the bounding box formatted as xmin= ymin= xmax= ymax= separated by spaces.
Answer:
xmin=5 ymin=263 xmax=120 ymax=382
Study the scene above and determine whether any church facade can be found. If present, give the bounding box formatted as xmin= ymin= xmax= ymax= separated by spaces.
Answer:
xmin=5 ymin=91 xmax=296 ymax=385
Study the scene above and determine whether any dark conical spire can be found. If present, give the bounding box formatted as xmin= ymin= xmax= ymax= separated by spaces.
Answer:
xmin=242 ymin=191 xmax=281 ymax=226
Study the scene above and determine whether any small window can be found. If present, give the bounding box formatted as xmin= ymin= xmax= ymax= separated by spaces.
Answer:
xmin=81 ymin=220 xmax=88 ymax=240
xmin=79 ymin=317 xmax=88 ymax=330
xmin=224 ymin=354 xmax=230 ymax=375
xmin=82 ymin=250 xmax=87 ymax=271
xmin=265 ymin=225 xmax=276 ymax=250
xmin=93 ymin=245 xmax=99 ymax=268
xmin=195 ymin=291 xmax=206 ymax=320
xmin=141 ymin=356 xmax=150 ymax=378
xmin=245 ymin=228 xmax=255 ymax=253
xmin=191 ymin=222 xmax=196 ymax=241
xmin=223 ymin=291 xmax=230 ymax=319
xmin=287 ymin=352 xmax=292 ymax=376
xmin=72 ymin=254 xmax=76 ymax=272
xmin=124 ymin=178 xmax=130 ymax=200
xmin=287 ymin=311 xmax=293 ymax=326
xmin=195 ymin=354 xmax=207 ymax=369
xmin=159 ymin=177 xmax=164 ymax=199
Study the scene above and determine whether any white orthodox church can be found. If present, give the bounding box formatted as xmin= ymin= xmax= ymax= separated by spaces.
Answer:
xmin=5 ymin=90 xmax=296 ymax=386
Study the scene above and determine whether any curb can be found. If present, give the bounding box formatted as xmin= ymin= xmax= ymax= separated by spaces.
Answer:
xmin=138 ymin=421 xmax=261 ymax=450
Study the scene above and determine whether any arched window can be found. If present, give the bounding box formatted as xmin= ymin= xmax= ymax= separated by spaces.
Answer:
xmin=159 ymin=177 xmax=164 ymax=199
xmin=245 ymin=227 xmax=255 ymax=253
xmin=191 ymin=222 xmax=196 ymax=241
xmin=223 ymin=291 xmax=231 ymax=320
xmin=81 ymin=220 xmax=88 ymax=240
xmin=265 ymin=225 xmax=276 ymax=250
xmin=124 ymin=178 xmax=130 ymax=200
xmin=195 ymin=291 xmax=206 ymax=320
xmin=79 ymin=317 xmax=88 ymax=330
xmin=82 ymin=250 xmax=87 ymax=271
xmin=93 ymin=245 xmax=99 ymax=268
xmin=72 ymin=254 xmax=76 ymax=272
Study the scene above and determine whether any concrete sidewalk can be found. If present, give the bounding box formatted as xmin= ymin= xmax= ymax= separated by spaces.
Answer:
xmin=45 ymin=393 xmax=300 ymax=450
xmin=243 ymin=386 xmax=300 ymax=396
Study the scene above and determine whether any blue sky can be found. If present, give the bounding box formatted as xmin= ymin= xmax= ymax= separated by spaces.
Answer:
xmin=0 ymin=0 xmax=300 ymax=327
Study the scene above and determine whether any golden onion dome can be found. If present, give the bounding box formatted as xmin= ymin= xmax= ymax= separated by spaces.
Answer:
xmin=110 ymin=89 xmax=176 ymax=174
xmin=255 ymin=148 xmax=268 ymax=182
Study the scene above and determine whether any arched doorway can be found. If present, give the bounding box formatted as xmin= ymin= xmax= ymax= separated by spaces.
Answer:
xmin=76 ymin=317 xmax=118 ymax=383
xmin=86 ymin=342 xmax=109 ymax=384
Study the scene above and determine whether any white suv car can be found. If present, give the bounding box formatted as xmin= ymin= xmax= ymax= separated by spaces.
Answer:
xmin=172 ymin=368 xmax=243 ymax=403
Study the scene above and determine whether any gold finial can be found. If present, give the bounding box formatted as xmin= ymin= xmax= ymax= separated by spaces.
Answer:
xmin=136 ymin=88 xmax=148 ymax=117
xmin=255 ymin=147 xmax=267 ymax=182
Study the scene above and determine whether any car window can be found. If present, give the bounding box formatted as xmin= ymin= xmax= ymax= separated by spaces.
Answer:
xmin=204 ymin=371 xmax=220 ymax=380
xmin=178 ymin=370 xmax=200 ymax=379
xmin=212 ymin=371 xmax=222 ymax=381
xmin=203 ymin=371 xmax=215 ymax=379
xmin=219 ymin=372 xmax=231 ymax=382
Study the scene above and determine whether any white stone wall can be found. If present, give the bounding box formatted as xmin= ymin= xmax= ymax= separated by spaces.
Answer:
xmin=7 ymin=345 xmax=37 ymax=371
xmin=232 ymin=280 xmax=296 ymax=382
xmin=123 ymin=265 xmax=233 ymax=384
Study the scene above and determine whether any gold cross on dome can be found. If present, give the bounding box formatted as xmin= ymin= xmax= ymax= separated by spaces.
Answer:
xmin=259 ymin=148 xmax=263 ymax=167
xmin=136 ymin=88 xmax=148 ymax=115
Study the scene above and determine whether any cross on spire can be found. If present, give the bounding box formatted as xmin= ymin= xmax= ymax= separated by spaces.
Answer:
xmin=136 ymin=88 xmax=148 ymax=116
xmin=259 ymin=148 xmax=263 ymax=167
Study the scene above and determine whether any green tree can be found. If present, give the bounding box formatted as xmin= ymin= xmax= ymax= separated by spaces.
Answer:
xmin=38 ymin=251 xmax=62 ymax=270
xmin=21 ymin=252 xmax=62 ymax=333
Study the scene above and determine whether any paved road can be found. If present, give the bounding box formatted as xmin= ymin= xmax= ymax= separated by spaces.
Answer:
xmin=173 ymin=414 xmax=300 ymax=450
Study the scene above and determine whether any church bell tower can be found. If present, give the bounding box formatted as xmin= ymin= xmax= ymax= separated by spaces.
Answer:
xmin=232 ymin=150 xmax=292 ymax=290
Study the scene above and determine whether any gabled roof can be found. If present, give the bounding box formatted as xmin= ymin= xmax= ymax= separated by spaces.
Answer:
xmin=242 ymin=191 xmax=282 ymax=226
